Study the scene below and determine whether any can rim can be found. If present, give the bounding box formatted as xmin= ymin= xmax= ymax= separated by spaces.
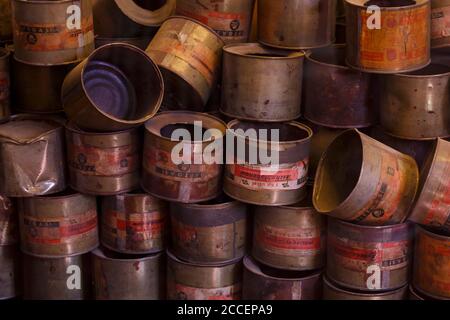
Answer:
xmin=114 ymin=0 xmax=175 ymax=27
xmin=305 ymin=44 xmax=350 ymax=71
xmin=223 ymin=43 xmax=304 ymax=60
xmin=0 ymin=47 xmax=10 ymax=61
xmin=324 ymin=276 xmax=408 ymax=297
xmin=417 ymin=224 xmax=450 ymax=241
xmin=330 ymin=216 xmax=413 ymax=231
xmin=91 ymin=247 xmax=163 ymax=262
xmin=167 ymin=250 xmax=241 ymax=268
xmin=391 ymin=64 xmax=450 ymax=78
xmin=65 ymin=120 xmax=139 ymax=136
xmin=345 ymin=0 xmax=429 ymax=10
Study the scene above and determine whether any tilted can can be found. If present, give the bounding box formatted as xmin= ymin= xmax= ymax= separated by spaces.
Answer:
xmin=221 ymin=43 xmax=304 ymax=122
xmin=11 ymin=0 xmax=95 ymax=65
xmin=313 ymin=130 xmax=419 ymax=225
xmin=146 ymin=16 xmax=225 ymax=111
xmin=62 ymin=43 xmax=164 ymax=132
xmin=243 ymin=256 xmax=322 ymax=300
xmin=167 ymin=251 xmax=242 ymax=300
xmin=431 ymin=0 xmax=450 ymax=48
xmin=345 ymin=0 xmax=430 ymax=73
xmin=327 ymin=219 xmax=413 ymax=292
xmin=0 ymin=0 xmax=12 ymax=43
xmin=101 ymin=192 xmax=168 ymax=254
xmin=0 ymin=245 xmax=20 ymax=299
xmin=170 ymin=196 xmax=248 ymax=264
xmin=0 ymin=48 xmax=10 ymax=122
xmin=224 ymin=120 xmax=313 ymax=206
xmin=0 ymin=196 xmax=17 ymax=246
xmin=304 ymin=45 xmax=378 ymax=128
xmin=91 ymin=248 xmax=165 ymax=300
xmin=65 ymin=123 xmax=141 ymax=195
xmin=257 ymin=0 xmax=336 ymax=49
xmin=142 ymin=111 xmax=227 ymax=203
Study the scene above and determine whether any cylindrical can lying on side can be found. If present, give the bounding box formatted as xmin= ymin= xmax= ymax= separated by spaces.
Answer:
xmin=0 ymin=245 xmax=19 ymax=300
xmin=327 ymin=219 xmax=413 ymax=292
xmin=258 ymin=0 xmax=336 ymax=49
xmin=221 ymin=43 xmax=304 ymax=122
xmin=91 ymin=248 xmax=165 ymax=300
xmin=94 ymin=36 xmax=153 ymax=50
xmin=11 ymin=0 xmax=95 ymax=65
xmin=101 ymin=192 xmax=168 ymax=254
xmin=23 ymin=253 xmax=91 ymax=300
xmin=65 ymin=123 xmax=141 ymax=195
xmin=413 ymin=226 xmax=450 ymax=300
xmin=0 ymin=196 xmax=17 ymax=246
xmin=170 ymin=196 xmax=248 ymax=264
xmin=345 ymin=0 xmax=430 ymax=73
xmin=431 ymin=0 xmax=450 ymax=48
xmin=224 ymin=120 xmax=313 ymax=206
xmin=146 ymin=16 xmax=225 ymax=111
xmin=0 ymin=0 xmax=12 ymax=43
xmin=243 ymin=256 xmax=322 ymax=300
xmin=313 ymin=130 xmax=419 ymax=225
xmin=142 ymin=111 xmax=227 ymax=203
xmin=0 ymin=48 xmax=10 ymax=122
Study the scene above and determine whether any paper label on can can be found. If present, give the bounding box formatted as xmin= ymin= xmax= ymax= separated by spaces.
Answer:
xmin=432 ymin=6 xmax=450 ymax=40
xmin=173 ymin=283 xmax=241 ymax=300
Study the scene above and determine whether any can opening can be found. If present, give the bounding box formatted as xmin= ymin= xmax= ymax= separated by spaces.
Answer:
xmin=402 ymin=63 xmax=450 ymax=76
xmin=160 ymin=123 xmax=207 ymax=142
xmin=133 ymin=0 xmax=166 ymax=10
xmin=364 ymin=0 xmax=416 ymax=7
xmin=230 ymin=121 xmax=310 ymax=142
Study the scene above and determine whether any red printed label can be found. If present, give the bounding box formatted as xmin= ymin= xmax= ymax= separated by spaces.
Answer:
xmin=104 ymin=210 xmax=165 ymax=238
xmin=172 ymin=283 xmax=241 ymax=300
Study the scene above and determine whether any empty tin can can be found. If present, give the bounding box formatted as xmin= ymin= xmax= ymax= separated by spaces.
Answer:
xmin=62 ymin=43 xmax=164 ymax=132
xmin=0 ymin=48 xmax=10 ymax=122
xmin=431 ymin=0 xmax=450 ymax=48
xmin=221 ymin=43 xmax=304 ymax=122
xmin=95 ymin=36 xmax=153 ymax=50
xmin=0 ymin=245 xmax=19 ymax=299
xmin=65 ymin=123 xmax=141 ymax=195
xmin=0 ymin=196 xmax=17 ymax=246
xmin=92 ymin=248 xmax=165 ymax=300
xmin=313 ymin=130 xmax=419 ymax=225
xmin=101 ymin=192 xmax=168 ymax=254
xmin=0 ymin=0 xmax=12 ymax=43
xmin=258 ymin=0 xmax=336 ymax=49
xmin=146 ymin=16 xmax=225 ymax=111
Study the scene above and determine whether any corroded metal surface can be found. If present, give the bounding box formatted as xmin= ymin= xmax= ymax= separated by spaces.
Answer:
xmin=0 ymin=245 xmax=19 ymax=300
xmin=431 ymin=0 xmax=450 ymax=48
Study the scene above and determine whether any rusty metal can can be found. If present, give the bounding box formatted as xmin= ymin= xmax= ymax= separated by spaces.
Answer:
xmin=167 ymin=251 xmax=242 ymax=300
xmin=304 ymin=45 xmax=378 ymax=128
xmin=0 ymin=196 xmax=17 ymax=246
xmin=258 ymin=0 xmax=336 ymax=49
xmin=91 ymin=248 xmax=165 ymax=300
xmin=146 ymin=16 xmax=225 ymax=111
xmin=221 ymin=43 xmax=304 ymax=122
xmin=65 ymin=123 xmax=141 ymax=195
xmin=431 ymin=0 xmax=450 ymax=48
xmin=170 ymin=196 xmax=247 ymax=264
xmin=142 ymin=111 xmax=227 ymax=203
xmin=0 ymin=245 xmax=19 ymax=299
xmin=313 ymin=129 xmax=419 ymax=225
xmin=62 ymin=43 xmax=164 ymax=132
xmin=11 ymin=0 xmax=95 ymax=65
xmin=0 ymin=0 xmax=12 ymax=43
xmin=23 ymin=253 xmax=91 ymax=300
xmin=0 ymin=48 xmax=10 ymax=122
xmin=95 ymin=36 xmax=153 ymax=50
xmin=101 ymin=192 xmax=168 ymax=254
xmin=345 ymin=0 xmax=430 ymax=73
xmin=224 ymin=120 xmax=313 ymax=206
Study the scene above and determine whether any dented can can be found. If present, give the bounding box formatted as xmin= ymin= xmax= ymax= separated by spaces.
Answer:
xmin=0 ymin=0 xmax=12 ymax=43
xmin=431 ymin=0 xmax=450 ymax=48
xmin=0 ymin=245 xmax=19 ymax=299
xmin=0 ymin=48 xmax=10 ymax=122
xmin=0 ymin=196 xmax=17 ymax=246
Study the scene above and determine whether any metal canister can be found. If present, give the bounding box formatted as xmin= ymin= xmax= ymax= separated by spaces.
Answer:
xmin=345 ymin=0 xmax=430 ymax=73
xmin=413 ymin=226 xmax=450 ymax=300
xmin=243 ymin=256 xmax=322 ymax=300
xmin=170 ymin=196 xmax=247 ymax=264
xmin=0 ymin=196 xmax=17 ymax=246
xmin=224 ymin=120 xmax=313 ymax=206
xmin=23 ymin=253 xmax=91 ymax=300
xmin=0 ymin=245 xmax=19 ymax=299
xmin=11 ymin=0 xmax=95 ymax=65
xmin=313 ymin=130 xmax=419 ymax=225
xmin=91 ymin=248 xmax=165 ymax=300
xmin=167 ymin=251 xmax=242 ymax=300
xmin=95 ymin=36 xmax=153 ymax=50
xmin=142 ymin=111 xmax=227 ymax=203
xmin=176 ymin=0 xmax=255 ymax=44
xmin=304 ymin=45 xmax=378 ymax=128
xmin=380 ymin=64 xmax=450 ymax=140
xmin=0 ymin=116 xmax=66 ymax=197
xmin=0 ymin=48 xmax=10 ymax=122
xmin=431 ymin=0 xmax=450 ymax=48
xmin=0 ymin=0 xmax=12 ymax=43
xmin=65 ymin=123 xmax=141 ymax=195
xmin=221 ymin=43 xmax=304 ymax=122
xmin=146 ymin=16 xmax=225 ymax=111
xmin=101 ymin=193 xmax=168 ymax=254
xmin=62 ymin=43 xmax=164 ymax=132
xmin=257 ymin=0 xmax=336 ymax=49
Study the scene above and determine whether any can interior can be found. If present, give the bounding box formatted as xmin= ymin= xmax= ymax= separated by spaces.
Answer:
xmin=229 ymin=121 xmax=310 ymax=142
xmin=363 ymin=0 xmax=416 ymax=6
xmin=133 ymin=0 xmax=166 ymax=10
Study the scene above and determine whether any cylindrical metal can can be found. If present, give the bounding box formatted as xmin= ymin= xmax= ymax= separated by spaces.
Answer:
xmin=23 ymin=253 xmax=91 ymax=300
xmin=0 ymin=0 xmax=12 ymax=43
xmin=221 ymin=43 xmax=304 ymax=122
xmin=170 ymin=196 xmax=248 ymax=264
xmin=65 ymin=123 xmax=141 ymax=195
xmin=224 ymin=120 xmax=313 ymax=206
xmin=11 ymin=0 xmax=95 ymax=65
xmin=176 ymin=0 xmax=255 ymax=44
xmin=91 ymin=248 xmax=165 ymax=300
xmin=101 ymin=192 xmax=168 ymax=254
xmin=0 ymin=196 xmax=17 ymax=246
xmin=167 ymin=251 xmax=242 ymax=300
xmin=142 ymin=111 xmax=227 ymax=203
xmin=304 ymin=45 xmax=378 ymax=128
xmin=313 ymin=130 xmax=419 ymax=225
xmin=413 ymin=226 xmax=450 ymax=300
xmin=327 ymin=219 xmax=413 ymax=292
xmin=146 ymin=16 xmax=225 ymax=111
xmin=258 ymin=0 xmax=336 ymax=49
xmin=243 ymin=256 xmax=322 ymax=300
xmin=431 ymin=0 xmax=450 ymax=48
xmin=95 ymin=36 xmax=153 ymax=50
xmin=345 ymin=0 xmax=430 ymax=73
xmin=0 ymin=245 xmax=19 ymax=299
xmin=0 ymin=48 xmax=10 ymax=122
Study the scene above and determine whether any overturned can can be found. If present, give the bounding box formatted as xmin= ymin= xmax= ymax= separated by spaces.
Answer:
xmin=0 ymin=0 xmax=12 ymax=43
xmin=221 ymin=43 xmax=303 ymax=122
xmin=431 ymin=0 xmax=450 ymax=48
xmin=92 ymin=248 xmax=165 ymax=300
xmin=0 ymin=245 xmax=20 ymax=299
xmin=0 ymin=48 xmax=10 ymax=122
xmin=101 ymin=192 xmax=168 ymax=254
xmin=0 ymin=196 xmax=17 ymax=246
